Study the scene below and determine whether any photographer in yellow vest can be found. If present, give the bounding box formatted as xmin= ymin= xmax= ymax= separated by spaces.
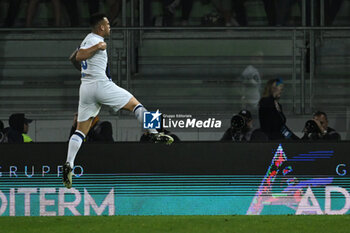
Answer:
xmin=4 ymin=113 xmax=33 ymax=143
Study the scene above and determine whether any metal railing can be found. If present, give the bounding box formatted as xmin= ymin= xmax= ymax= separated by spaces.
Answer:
xmin=113 ymin=26 xmax=350 ymax=114
xmin=2 ymin=26 xmax=350 ymax=116
xmin=1 ymin=0 xmax=350 ymax=116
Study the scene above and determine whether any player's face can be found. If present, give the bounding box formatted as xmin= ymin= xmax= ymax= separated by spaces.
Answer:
xmin=101 ymin=17 xmax=111 ymax=37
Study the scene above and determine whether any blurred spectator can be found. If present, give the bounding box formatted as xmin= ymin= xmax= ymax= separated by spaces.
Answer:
xmin=3 ymin=0 xmax=81 ymax=27
xmin=324 ymin=0 xmax=344 ymax=26
xmin=221 ymin=110 xmax=268 ymax=142
xmin=3 ymin=0 xmax=23 ymax=27
xmin=107 ymin=0 xmax=123 ymax=26
xmin=143 ymin=0 xmax=152 ymax=26
xmin=88 ymin=0 xmax=122 ymax=26
xmin=179 ymin=0 xmax=194 ymax=26
xmin=201 ymin=11 xmax=224 ymax=26
xmin=61 ymin=0 xmax=80 ymax=27
xmin=240 ymin=51 xmax=263 ymax=110
xmin=165 ymin=0 xmax=194 ymax=26
xmin=306 ymin=0 xmax=344 ymax=26
xmin=70 ymin=113 xmax=114 ymax=142
xmin=211 ymin=0 xmax=247 ymax=26
xmin=26 ymin=0 xmax=61 ymax=27
xmin=3 ymin=113 xmax=33 ymax=143
xmin=163 ymin=0 xmax=180 ymax=26
xmin=144 ymin=0 xmax=194 ymax=26
xmin=259 ymin=79 xmax=298 ymax=140
xmin=301 ymin=111 xmax=341 ymax=140
xmin=273 ymin=0 xmax=344 ymax=26
xmin=88 ymin=0 xmax=100 ymax=16
xmin=262 ymin=0 xmax=276 ymax=26
xmin=274 ymin=0 xmax=297 ymax=26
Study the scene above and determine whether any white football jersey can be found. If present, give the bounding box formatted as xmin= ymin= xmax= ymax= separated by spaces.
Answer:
xmin=80 ymin=33 xmax=109 ymax=82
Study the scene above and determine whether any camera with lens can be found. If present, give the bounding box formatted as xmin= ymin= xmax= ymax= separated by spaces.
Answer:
xmin=304 ymin=120 xmax=321 ymax=134
xmin=231 ymin=115 xmax=246 ymax=131
xmin=227 ymin=110 xmax=253 ymax=141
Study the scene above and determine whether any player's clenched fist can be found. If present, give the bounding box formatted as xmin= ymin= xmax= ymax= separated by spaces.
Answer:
xmin=98 ymin=42 xmax=107 ymax=50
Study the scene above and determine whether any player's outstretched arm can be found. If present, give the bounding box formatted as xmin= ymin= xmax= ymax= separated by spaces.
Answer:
xmin=69 ymin=49 xmax=81 ymax=71
xmin=76 ymin=42 xmax=107 ymax=61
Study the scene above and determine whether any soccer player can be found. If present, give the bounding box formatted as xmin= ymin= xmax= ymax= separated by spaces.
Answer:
xmin=63 ymin=13 xmax=173 ymax=189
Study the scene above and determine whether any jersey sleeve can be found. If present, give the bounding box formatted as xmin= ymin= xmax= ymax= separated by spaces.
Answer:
xmin=80 ymin=36 xmax=100 ymax=50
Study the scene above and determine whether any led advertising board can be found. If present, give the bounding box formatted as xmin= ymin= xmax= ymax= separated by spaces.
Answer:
xmin=0 ymin=142 xmax=349 ymax=216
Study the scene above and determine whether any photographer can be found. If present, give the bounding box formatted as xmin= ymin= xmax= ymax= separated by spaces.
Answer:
xmin=302 ymin=111 xmax=341 ymax=141
xmin=69 ymin=113 xmax=114 ymax=142
xmin=221 ymin=110 xmax=255 ymax=141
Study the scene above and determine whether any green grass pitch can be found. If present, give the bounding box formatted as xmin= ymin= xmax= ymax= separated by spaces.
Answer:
xmin=1 ymin=215 xmax=350 ymax=233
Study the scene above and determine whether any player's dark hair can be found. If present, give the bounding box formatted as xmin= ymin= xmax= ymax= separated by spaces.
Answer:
xmin=313 ymin=111 xmax=327 ymax=120
xmin=89 ymin=13 xmax=107 ymax=28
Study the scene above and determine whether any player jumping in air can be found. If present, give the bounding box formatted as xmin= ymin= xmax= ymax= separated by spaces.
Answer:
xmin=63 ymin=13 xmax=173 ymax=189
